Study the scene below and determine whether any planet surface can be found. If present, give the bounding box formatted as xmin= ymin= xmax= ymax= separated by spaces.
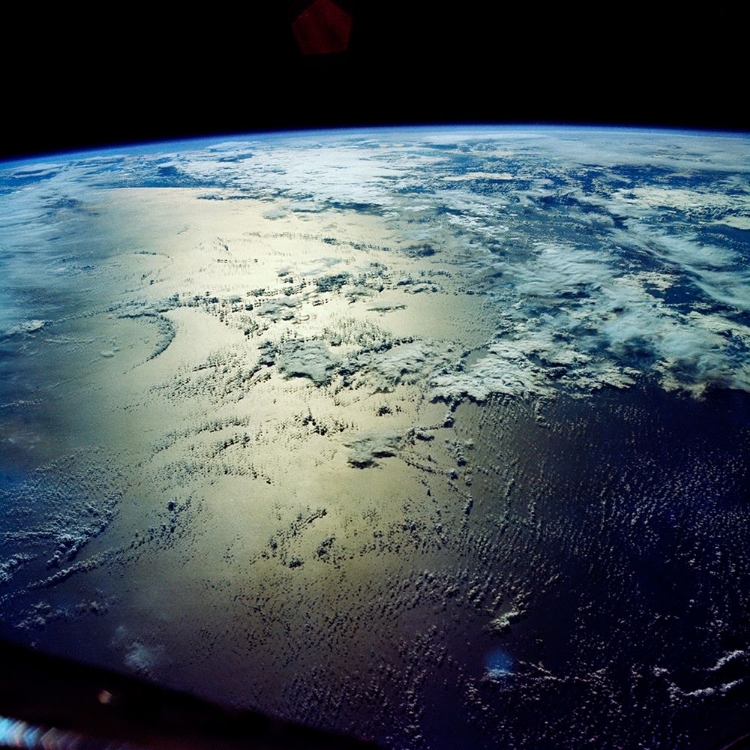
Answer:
xmin=1 ymin=127 xmax=749 ymax=748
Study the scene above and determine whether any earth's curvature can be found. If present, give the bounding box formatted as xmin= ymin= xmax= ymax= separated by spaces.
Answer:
xmin=1 ymin=127 xmax=749 ymax=748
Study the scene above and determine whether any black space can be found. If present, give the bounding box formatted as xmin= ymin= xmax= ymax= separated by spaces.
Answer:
xmin=3 ymin=3 xmax=747 ymax=161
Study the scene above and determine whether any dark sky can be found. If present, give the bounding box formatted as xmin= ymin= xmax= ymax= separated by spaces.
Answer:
xmin=3 ymin=3 xmax=746 ymax=161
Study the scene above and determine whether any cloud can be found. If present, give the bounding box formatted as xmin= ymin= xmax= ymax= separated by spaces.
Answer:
xmin=346 ymin=432 xmax=403 ymax=468
xmin=278 ymin=339 xmax=338 ymax=385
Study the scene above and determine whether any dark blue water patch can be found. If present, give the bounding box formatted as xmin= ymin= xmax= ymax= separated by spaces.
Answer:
xmin=323 ymin=200 xmax=385 ymax=215
xmin=566 ymin=166 xmax=611 ymax=196
xmin=0 ymin=167 xmax=59 ymax=191
xmin=393 ymin=182 xmax=433 ymax=196
xmin=657 ymin=276 xmax=720 ymax=310
xmin=461 ymin=179 xmax=519 ymax=197
xmin=215 ymin=152 xmax=254 ymax=163
xmin=0 ymin=333 xmax=48 ymax=396
xmin=196 ymin=193 xmax=257 ymax=201
xmin=703 ymin=386 xmax=750 ymax=428
xmin=602 ymin=164 xmax=689 ymax=189
xmin=114 ymin=171 xmax=221 ymax=190
xmin=63 ymin=151 xmax=221 ymax=190
xmin=0 ymin=402 xmax=59 ymax=476
xmin=433 ymin=385 xmax=750 ymax=747
xmin=425 ymin=142 xmax=461 ymax=152
xmin=537 ymin=386 xmax=749 ymax=658
xmin=697 ymin=222 xmax=750 ymax=256
xmin=156 ymin=164 xmax=180 ymax=178
xmin=0 ymin=465 xmax=31 ymax=495
xmin=433 ymin=204 xmax=466 ymax=218
xmin=288 ymin=202 xmax=324 ymax=214
xmin=0 ymin=293 xmax=83 ymax=474
xmin=500 ymin=205 xmax=612 ymax=249
xmin=0 ymin=280 xmax=69 ymax=340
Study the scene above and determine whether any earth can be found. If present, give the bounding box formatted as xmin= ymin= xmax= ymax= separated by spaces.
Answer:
xmin=1 ymin=127 xmax=749 ymax=748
